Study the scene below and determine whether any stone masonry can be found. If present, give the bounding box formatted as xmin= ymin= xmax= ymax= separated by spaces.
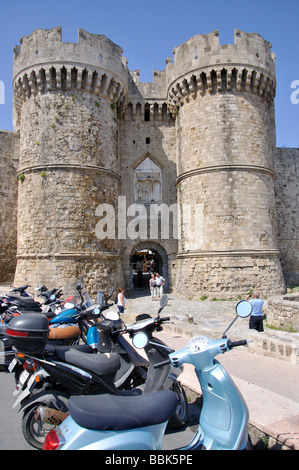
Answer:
xmin=0 ymin=27 xmax=298 ymax=299
xmin=0 ymin=131 xmax=19 ymax=281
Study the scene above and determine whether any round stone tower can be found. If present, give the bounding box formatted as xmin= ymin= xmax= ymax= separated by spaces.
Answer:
xmin=166 ymin=29 xmax=285 ymax=299
xmin=13 ymin=27 xmax=127 ymax=292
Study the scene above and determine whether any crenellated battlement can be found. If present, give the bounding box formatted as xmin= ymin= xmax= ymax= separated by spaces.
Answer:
xmin=13 ymin=27 xmax=129 ymax=127
xmin=122 ymin=68 xmax=173 ymax=123
xmin=166 ymin=29 xmax=276 ymax=110
xmin=13 ymin=27 xmax=127 ymax=75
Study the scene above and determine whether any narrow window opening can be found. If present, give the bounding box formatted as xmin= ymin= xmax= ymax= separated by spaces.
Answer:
xmin=50 ymin=67 xmax=57 ymax=91
xmin=71 ymin=67 xmax=78 ymax=90
xmin=230 ymin=68 xmax=238 ymax=91
xmin=60 ymin=66 xmax=67 ymax=92
xmin=144 ymin=103 xmax=150 ymax=121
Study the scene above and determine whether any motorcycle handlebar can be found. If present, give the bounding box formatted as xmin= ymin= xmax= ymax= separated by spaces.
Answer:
xmin=99 ymin=302 xmax=114 ymax=313
xmin=153 ymin=339 xmax=247 ymax=368
xmin=153 ymin=359 xmax=171 ymax=369
xmin=126 ymin=315 xmax=171 ymax=334
xmin=227 ymin=340 xmax=247 ymax=349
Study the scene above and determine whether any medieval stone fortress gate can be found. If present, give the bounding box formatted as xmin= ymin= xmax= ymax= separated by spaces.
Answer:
xmin=0 ymin=27 xmax=298 ymax=300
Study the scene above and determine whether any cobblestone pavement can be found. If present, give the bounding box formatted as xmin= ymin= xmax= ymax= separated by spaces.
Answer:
xmin=123 ymin=289 xmax=255 ymax=341
xmin=0 ymin=283 xmax=260 ymax=341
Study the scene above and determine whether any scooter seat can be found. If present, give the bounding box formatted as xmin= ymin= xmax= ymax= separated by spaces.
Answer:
xmin=68 ymin=389 xmax=177 ymax=431
xmin=7 ymin=295 xmax=41 ymax=309
xmin=51 ymin=346 xmax=120 ymax=377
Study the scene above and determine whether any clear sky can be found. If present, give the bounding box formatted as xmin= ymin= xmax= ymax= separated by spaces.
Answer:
xmin=0 ymin=0 xmax=298 ymax=147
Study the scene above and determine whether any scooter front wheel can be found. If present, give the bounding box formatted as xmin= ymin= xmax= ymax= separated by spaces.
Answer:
xmin=168 ymin=381 xmax=188 ymax=429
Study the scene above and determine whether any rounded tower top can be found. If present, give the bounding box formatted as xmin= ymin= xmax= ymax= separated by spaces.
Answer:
xmin=13 ymin=26 xmax=127 ymax=80
xmin=13 ymin=27 xmax=129 ymax=129
xmin=166 ymin=29 xmax=276 ymax=111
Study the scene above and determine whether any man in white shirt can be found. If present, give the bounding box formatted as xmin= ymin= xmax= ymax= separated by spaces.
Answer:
xmin=155 ymin=273 xmax=165 ymax=299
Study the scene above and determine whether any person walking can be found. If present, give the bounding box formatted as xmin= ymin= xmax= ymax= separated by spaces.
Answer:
xmin=155 ymin=273 xmax=165 ymax=299
xmin=117 ymin=287 xmax=126 ymax=314
xmin=246 ymin=291 xmax=264 ymax=332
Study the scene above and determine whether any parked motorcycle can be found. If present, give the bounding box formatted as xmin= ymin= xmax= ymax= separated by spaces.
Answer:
xmin=8 ymin=281 xmax=32 ymax=297
xmin=1 ymin=286 xmax=62 ymax=321
xmin=112 ymin=298 xmax=188 ymax=427
xmin=1 ymin=278 xmax=94 ymax=369
xmin=0 ymin=285 xmax=63 ymax=369
xmin=4 ymin=286 xmax=92 ymax=381
xmin=0 ymin=287 xmax=39 ymax=316
xmin=0 ymin=279 xmax=35 ymax=312
xmin=6 ymin=286 xmax=145 ymax=449
xmin=43 ymin=300 xmax=253 ymax=450
xmin=6 ymin=295 xmax=187 ymax=449
xmin=79 ymin=292 xmax=188 ymax=427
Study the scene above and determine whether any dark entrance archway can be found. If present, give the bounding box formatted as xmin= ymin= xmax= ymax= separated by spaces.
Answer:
xmin=129 ymin=242 xmax=169 ymax=295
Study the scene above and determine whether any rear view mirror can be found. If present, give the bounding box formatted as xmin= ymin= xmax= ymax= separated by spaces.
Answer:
xmin=160 ymin=294 xmax=168 ymax=309
xmin=222 ymin=299 xmax=252 ymax=338
xmin=236 ymin=300 xmax=252 ymax=318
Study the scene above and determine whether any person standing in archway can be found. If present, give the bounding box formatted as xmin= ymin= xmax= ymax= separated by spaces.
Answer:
xmin=155 ymin=273 xmax=165 ymax=299
xmin=149 ymin=273 xmax=157 ymax=300
xmin=150 ymin=259 xmax=155 ymax=273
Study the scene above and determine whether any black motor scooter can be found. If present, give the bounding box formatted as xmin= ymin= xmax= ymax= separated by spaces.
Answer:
xmin=6 ymin=310 xmax=147 ymax=449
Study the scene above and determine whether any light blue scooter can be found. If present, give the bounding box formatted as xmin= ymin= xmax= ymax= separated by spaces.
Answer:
xmin=43 ymin=300 xmax=253 ymax=451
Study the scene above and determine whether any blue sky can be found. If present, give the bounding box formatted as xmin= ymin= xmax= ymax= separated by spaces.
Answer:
xmin=0 ymin=0 xmax=298 ymax=147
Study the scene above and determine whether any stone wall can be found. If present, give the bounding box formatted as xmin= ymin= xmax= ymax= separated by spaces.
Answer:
xmin=274 ymin=148 xmax=299 ymax=286
xmin=267 ymin=294 xmax=299 ymax=332
xmin=248 ymin=328 xmax=299 ymax=364
xmin=175 ymin=254 xmax=285 ymax=300
xmin=0 ymin=131 xmax=19 ymax=282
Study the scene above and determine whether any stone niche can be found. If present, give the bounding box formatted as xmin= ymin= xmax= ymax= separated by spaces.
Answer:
xmin=134 ymin=157 xmax=162 ymax=204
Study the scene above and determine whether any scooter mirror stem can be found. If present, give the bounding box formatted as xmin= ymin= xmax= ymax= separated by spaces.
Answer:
xmin=222 ymin=315 xmax=238 ymax=339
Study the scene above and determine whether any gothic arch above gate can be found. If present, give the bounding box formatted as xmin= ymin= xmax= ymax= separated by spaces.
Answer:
xmin=128 ymin=241 xmax=169 ymax=291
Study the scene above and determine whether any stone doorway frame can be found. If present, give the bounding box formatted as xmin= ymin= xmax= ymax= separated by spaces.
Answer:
xmin=123 ymin=241 xmax=169 ymax=293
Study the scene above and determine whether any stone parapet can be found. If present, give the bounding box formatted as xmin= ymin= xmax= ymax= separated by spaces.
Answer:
xmin=248 ymin=329 xmax=299 ymax=364
xmin=13 ymin=27 xmax=128 ymax=129
xmin=267 ymin=295 xmax=299 ymax=332
xmin=166 ymin=29 xmax=276 ymax=113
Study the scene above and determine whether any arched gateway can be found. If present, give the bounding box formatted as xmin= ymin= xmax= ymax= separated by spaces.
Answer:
xmin=125 ymin=242 xmax=169 ymax=294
